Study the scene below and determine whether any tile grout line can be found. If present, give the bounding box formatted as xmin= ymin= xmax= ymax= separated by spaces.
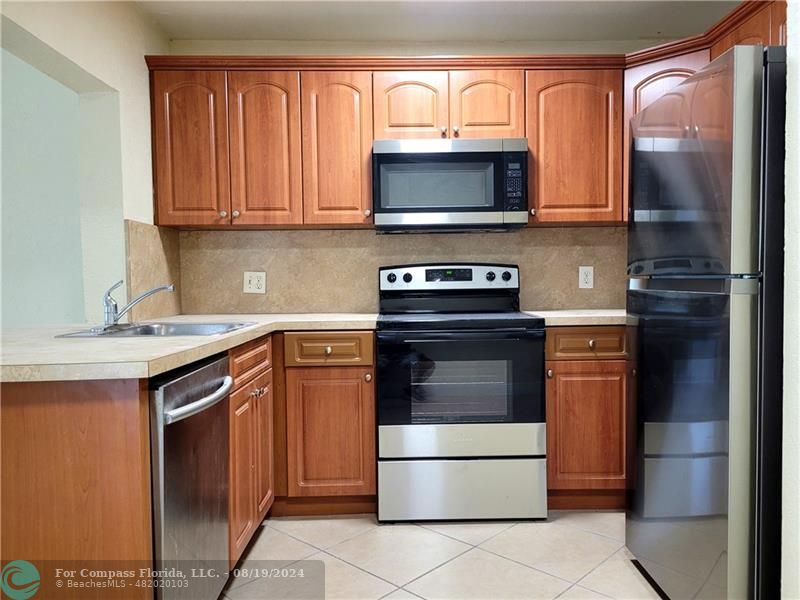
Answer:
xmin=547 ymin=516 xmax=627 ymax=544
xmin=416 ymin=520 xmax=518 ymax=547
xmin=572 ymin=544 xmax=639 ymax=597
xmin=474 ymin=544 xmax=578 ymax=589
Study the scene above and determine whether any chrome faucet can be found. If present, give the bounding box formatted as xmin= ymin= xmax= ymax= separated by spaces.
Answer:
xmin=103 ymin=280 xmax=175 ymax=327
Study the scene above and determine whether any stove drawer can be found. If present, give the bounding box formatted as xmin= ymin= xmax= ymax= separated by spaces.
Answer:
xmin=378 ymin=458 xmax=547 ymax=521
xmin=284 ymin=331 xmax=374 ymax=366
xmin=379 ymin=423 xmax=546 ymax=458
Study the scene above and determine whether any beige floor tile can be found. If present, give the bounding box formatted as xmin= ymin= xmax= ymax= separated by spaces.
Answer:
xmin=420 ymin=521 xmax=516 ymax=546
xmin=556 ymin=585 xmax=612 ymax=599
xmin=327 ymin=525 xmax=470 ymax=586
xmin=383 ymin=589 xmax=424 ymax=599
xmin=227 ymin=527 xmax=318 ymax=590
xmin=406 ymin=548 xmax=570 ymax=600
xmin=481 ymin=522 xmax=622 ymax=583
xmin=578 ymin=555 xmax=660 ymax=599
xmin=549 ymin=511 xmax=626 ymax=542
xmin=268 ymin=515 xmax=378 ymax=549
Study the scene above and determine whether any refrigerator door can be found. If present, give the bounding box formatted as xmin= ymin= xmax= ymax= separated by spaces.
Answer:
xmin=626 ymin=278 xmax=758 ymax=599
xmin=628 ymin=46 xmax=763 ymax=278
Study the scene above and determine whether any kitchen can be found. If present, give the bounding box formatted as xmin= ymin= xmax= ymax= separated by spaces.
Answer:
xmin=0 ymin=1 xmax=797 ymax=599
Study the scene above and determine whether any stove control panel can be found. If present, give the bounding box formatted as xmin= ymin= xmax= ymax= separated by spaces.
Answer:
xmin=380 ymin=264 xmax=519 ymax=291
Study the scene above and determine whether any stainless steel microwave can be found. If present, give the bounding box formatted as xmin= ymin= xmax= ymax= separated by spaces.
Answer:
xmin=372 ymin=138 xmax=528 ymax=233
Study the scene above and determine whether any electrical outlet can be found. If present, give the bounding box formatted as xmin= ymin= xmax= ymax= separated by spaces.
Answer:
xmin=243 ymin=271 xmax=266 ymax=294
xmin=578 ymin=266 xmax=594 ymax=289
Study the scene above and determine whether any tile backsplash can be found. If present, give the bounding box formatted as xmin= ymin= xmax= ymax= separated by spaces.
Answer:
xmin=179 ymin=227 xmax=627 ymax=314
xmin=125 ymin=220 xmax=182 ymax=320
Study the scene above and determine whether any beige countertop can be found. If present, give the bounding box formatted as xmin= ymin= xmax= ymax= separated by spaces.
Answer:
xmin=1 ymin=309 xmax=626 ymax=383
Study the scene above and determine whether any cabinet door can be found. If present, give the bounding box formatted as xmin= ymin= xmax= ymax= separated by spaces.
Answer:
xmin=623 ymin=50 xmax=709 ymax=220
xmin=771 ymin=1 xmax=787 ymax=45
xmin=526 ymin=70 xmax=622 ymax=223
xmin=286 ymin=366 xmax=375 ymax=497
xmin=449 ymin=70 xmax=524 ymax=138
xmin=301 ymin=72 xmax=373 ymax=225
xmin=229 ymin=378 xmax=257 ymax=566
xmin=152 ymin=70 xmax=230 ymax=226
xmin=255 ymin=371 xmax=275 ymax=519
xmin=546 ymin=360 xmax=628 ymax=490
xmin=710 ymin=3 xmax=772 ymax=60
xmin=228 ymin=71 xmax=302 ymax=225
xmin=373 ymin=71 xmax=449 ymax=139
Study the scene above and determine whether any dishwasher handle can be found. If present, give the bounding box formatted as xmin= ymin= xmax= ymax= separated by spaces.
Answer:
xmin=164 ymin=376 xmax=233 ymax=425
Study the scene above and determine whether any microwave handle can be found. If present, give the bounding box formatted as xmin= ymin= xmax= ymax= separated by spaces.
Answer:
xmin=377 ymin=328 xmax=544 ymax=344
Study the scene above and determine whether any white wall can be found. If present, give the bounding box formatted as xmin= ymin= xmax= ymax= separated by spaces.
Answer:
xmin=1 ymin=48 xmax=86 ymax=326
xmin=783 ymin=1 xmax=799 ymax=598
xmin=0 ymin=2 xmax=169 ymax=225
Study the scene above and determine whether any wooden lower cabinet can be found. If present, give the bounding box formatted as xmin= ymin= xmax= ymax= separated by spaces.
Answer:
xmin=546 ymin=359 xmax=628 ymax=491
xmin=255 ymin=371 xmax=275 ymax=519
xmin=229 ymin=374 xmax=258 ymax=566
xmin=286 ymin=366 xmax=376 ymax=497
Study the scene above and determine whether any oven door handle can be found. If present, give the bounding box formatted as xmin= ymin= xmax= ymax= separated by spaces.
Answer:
xmin=377 ymin=328 xmax=544 ymax=344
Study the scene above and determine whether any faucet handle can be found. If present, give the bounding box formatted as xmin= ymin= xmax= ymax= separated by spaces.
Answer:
xmin=104 ymin=280 xmax=124 ymax=300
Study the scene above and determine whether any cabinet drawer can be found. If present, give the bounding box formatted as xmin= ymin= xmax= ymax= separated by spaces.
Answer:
xmin=230 ymin=336 xmax=272 ymax=389
xmin=546 ymin=326 xmax=626 ymax=360
xmin=284 ymin=331 xmax=374 ymax=367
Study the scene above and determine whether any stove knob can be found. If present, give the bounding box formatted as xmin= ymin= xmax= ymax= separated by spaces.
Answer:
xmin=502 ymin=271 xmax=512 ymax=282
xmin=403 ymin=272 xmax=413 ymax=283
xmin=387 ymin=272 xmax=397 ymax=283
xmin=486 ymin=271 xmax=496 ymax=281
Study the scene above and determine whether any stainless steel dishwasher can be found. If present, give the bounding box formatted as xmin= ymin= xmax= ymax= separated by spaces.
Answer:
xmin=150 ymin=355 xmax=233 ymax=600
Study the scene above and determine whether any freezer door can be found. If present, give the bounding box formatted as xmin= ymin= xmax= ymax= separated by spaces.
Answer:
xmin=626 ymin=280 xmax=758 ymax=599
xmin=628 ymin=46 xmax=763 ymax=278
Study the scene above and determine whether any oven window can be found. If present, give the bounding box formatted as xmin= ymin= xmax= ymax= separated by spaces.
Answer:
xmin=410 ymin=359 xmax=509 ymax=423
xmin=379 ymin=162 xmax=494 ymax=209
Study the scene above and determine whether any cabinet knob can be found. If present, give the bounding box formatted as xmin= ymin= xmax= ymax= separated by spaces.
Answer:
xmin=530 ymin=208 xmax=536 ymax=216
xmin=588 ymin=339 xmax=596 ymax=350
xmin=324 ymin=346 xmax=333 ymax=356
xmin=364 ymin=209 xmax=372 ymax=217
xmin=631 ymin=369 xmax=637 ymax=378
xmin=365 ymin=373 xmax=373 ymax=382
xmin=440 ymin=127 xmax=447 ymax=137
xmin=219 ymin=210 xmax=228 ymax=218
xmin=232 ymin=210 xmax=240 ymax=218
xmin=250 ymin=389 xmax=259 ymax=398
xmin=453 ymin=126 xmax=460 ymax=137
xmin=546 ymin=369 xmax=554 ymax=379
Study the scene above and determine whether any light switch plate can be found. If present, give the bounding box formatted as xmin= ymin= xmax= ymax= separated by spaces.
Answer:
xmin=243 ymin=271 xmax=266 ymax=294
xmin=578 ymin=266 xmax=594 ymax=289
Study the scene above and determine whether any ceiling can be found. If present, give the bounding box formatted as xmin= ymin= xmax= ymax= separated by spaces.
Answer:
xmin=137 ymin=1 xmax=739 ymax=44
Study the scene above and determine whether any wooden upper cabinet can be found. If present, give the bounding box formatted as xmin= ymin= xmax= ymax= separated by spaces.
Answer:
xmin=546 ymin=359 xmax=628 ymax=490
xmin=771 ymin=1 xmax=787 ymax=45
xmin=228 ymin=71 xmax=302 ymax=225
xmin=301 ymin=71 xmax=373 ymax=225
xmin=526 ymin=69 xmax=623 ymax=223
xmin=623 ymin=50 xmax=709 ymax=219
xmin=152 ymin=70 xmax=230 ymax=226
xmin=286 ymin=366 xmax=376 ymax=497
xmin=373 ymin=71 xmax=449 ymax=139
xmin=449 ymin=70 xmax=524 ymax=138
xmin=711 ymin=3 xmax=772 ymax=60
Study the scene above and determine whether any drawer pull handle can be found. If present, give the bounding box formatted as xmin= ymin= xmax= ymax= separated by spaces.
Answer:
xmin=324 ymin=346 xmax=333 ymax=356
xmin=546 ymin=369 xmax=554 ymax=379
xmin=588 ymin=339 xmax=596 ymax=350
xmin=364 ymin=373 xmax=372 ymax=382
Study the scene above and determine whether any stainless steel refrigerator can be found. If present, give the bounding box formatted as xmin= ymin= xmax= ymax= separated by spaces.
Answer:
xmin=626 ymin=46 xmax=785 ymax=600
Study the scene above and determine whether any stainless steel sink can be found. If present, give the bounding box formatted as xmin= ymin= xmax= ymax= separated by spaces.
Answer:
xmin=58 ymin=322 xmax=256 ymax=338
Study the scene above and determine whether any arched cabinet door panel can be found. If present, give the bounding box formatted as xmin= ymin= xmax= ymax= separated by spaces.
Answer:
xmin=228 ymin=71 xmax=302 ymax=225
xmin=449 ymin=70 xmax=524 ymax=139
xmin=152 ymin=70 xmax=230 ymax=226
xmin=301 ymin=72 xmax=373 ymax=225
xmin=526 ymin=69 xmax=622 ymax=223
xmin=373 ymin=71 xmax=449 ymax=139
xmin=623 ymin=50 xmax=710 ymax=220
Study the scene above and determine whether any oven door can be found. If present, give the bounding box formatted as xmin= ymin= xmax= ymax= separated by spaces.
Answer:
xmin=372 ymin=151 xmax=505 ymax=227
xmin=376 ymin=328 xmax=545 ymax=426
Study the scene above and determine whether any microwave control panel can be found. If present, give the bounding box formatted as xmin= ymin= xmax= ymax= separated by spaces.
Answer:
xmin=503 ymin=152 xmax=527 ymax=212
